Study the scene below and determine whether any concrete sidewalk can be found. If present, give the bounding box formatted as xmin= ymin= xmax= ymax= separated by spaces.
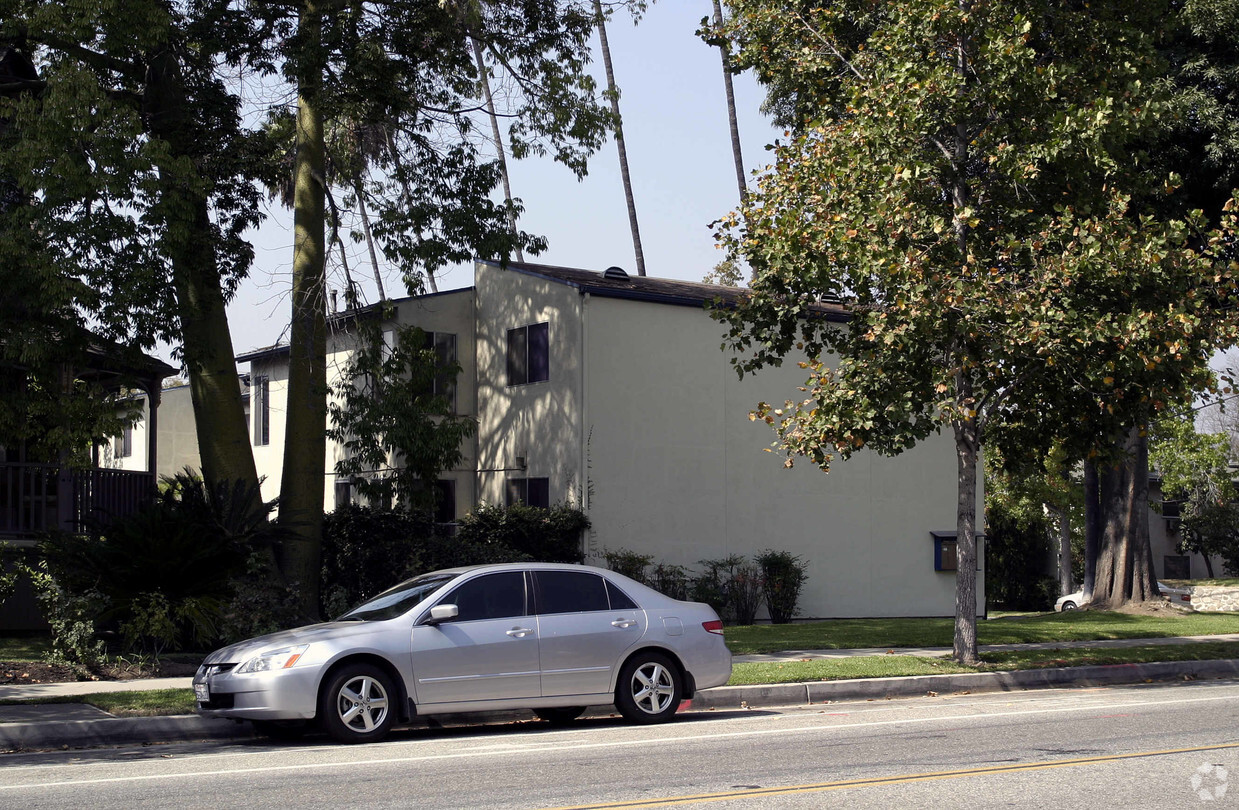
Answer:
xmin=3 ymin=634 xmax=1238 ymax=751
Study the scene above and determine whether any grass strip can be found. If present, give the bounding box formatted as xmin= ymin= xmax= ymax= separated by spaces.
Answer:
xmin=723 ymin=611 xmax=1239 ymax=655
xmin=0 ymin=689 xmax=195 ymax=717
xmin=727 ymin=641 xmax=1239 ymax=686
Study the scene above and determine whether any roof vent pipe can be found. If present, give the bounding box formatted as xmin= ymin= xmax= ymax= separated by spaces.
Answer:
xmin=602 ymin=266 xmax=629 ymax=280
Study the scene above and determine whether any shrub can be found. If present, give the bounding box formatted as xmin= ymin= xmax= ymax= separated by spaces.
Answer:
xmin=34 ymin=471 xmax=283 ymax=652
xmin=692 ymin=556 xmax=764 ymax=625
xmin=454 ymin=503 xmax=589 ymax=563
xmin=601 ymin=548 xmax=653 ymax=584
xmin=755 ymin=550 xmax=808 ymax=624
xmin=321 ymin=505 xmax=433 ymax=617
xmin=650 ymin=563 xmax=691 ymax=601
xmin=24 ymin=559 xmax=107 ymax=668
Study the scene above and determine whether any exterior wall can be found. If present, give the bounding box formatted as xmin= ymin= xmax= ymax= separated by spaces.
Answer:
xmin=155 ymin=383 xmax=205 ymax=478
xmin=249 ymin=353 xmax=289 ymax=504
xmin=474 ymin=263 xmax=983 ymax=618
xmin=321 ymin=290 xmax=478 ymax=518
xmin=474 ymin=267 xmax=585 ymax=508
xmin=103 ymin=395 xmax=149 ymax=472
xmin=1148 ymin=485 xmax=1226 ymax=580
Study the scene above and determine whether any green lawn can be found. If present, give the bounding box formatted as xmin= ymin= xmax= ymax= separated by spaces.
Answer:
xmin=723 ymin=611 xmax=1239 ymax=655
xmin=0 ymin=688 xmax=196 ymax=717
xmin=0 ymin=636 xmax=51 ymax=662
xmin=727 ymin=641 xmax=1239 ymax=685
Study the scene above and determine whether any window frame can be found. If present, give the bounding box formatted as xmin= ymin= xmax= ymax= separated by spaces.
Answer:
xmin=507 ymin=322 xmax=549 ymax=386
xmin=252 ymin=375 xmax=270 ymax=447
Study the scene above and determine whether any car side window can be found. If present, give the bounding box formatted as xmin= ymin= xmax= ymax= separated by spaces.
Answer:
xmin=606 ymin=580 xmax=639 ymax=610
xmin=533 ymin=571 xmax=610 ymax=615
xmin=438 ymin=572 xmax=527 ymax=622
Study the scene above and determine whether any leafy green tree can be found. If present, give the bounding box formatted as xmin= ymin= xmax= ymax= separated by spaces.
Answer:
xmin=1150 ymin=410 xmax=1239 ymax=577
xmin=327 ymin=322 xmax=476 ymax=513
xmin=0 ymin=1 xmax=266 ymax=492
xmin=712 ymin=0 xmax=1238 ymax=662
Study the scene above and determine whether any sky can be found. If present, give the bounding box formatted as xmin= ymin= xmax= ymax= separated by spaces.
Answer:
xmin=220 ymin=2 xmax=779 ymax=359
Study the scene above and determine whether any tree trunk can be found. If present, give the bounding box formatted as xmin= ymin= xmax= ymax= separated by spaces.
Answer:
xmin=279 ymin=2 xmax=328 ymax=621
xmin=472 ymin=36 xmax=523 ymax=263
xmin=1082 ymin=460 xmax=1100 ymax=601
xmin=144 ymin=49 xmax=259 ymax=494
xmin=711 ymin=0 xmax=747 ymax=205
xmin=1056 ymin=506 xmax=1073 ymax=595
xmin=1091 ymin=428 xmax=1158 ymax=607
xmin=952 ymin=407 xmax=980 ymax=665
xmin=592 ymin=0 xmax=646 ymax=276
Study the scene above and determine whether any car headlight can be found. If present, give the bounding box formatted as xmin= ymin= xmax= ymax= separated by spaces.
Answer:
xmin=235 ymin=645 xmax=309 ymax=674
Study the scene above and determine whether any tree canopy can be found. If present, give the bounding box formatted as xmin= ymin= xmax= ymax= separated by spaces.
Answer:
xmin=711 ymin=0 xmax=1239 ymax=662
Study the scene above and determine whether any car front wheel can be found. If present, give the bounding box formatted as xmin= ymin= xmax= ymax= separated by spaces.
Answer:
xmin=319 ymin=663 xmax=396 ymax=744
xmin=615 ymin=652 xmax=681 ymax=724
xmin=1060 ymin=601 xmax=1077 ymax=611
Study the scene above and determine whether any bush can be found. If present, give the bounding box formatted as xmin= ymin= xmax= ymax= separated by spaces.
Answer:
xmin=692 ymin=556 xmax=764 ymax=625
xmin=650 ymin=563 xmax=691 ymax=601
xmin=454 ymin=503 xmax=589 ymax=563
xmin=34 ymin=471 xmax=281 ymax=652
xmin=24 ymin=559 xmax=108 ymax=668
xmin=601 ymin=548 xmax=653 ymax=584
xmin=755 ymin=550 xmax=808 ymax=624
xmin=985 ymin=507 xmax=1057 ymax=611
xmin=320 ymin=504 xmax=542 ymax=618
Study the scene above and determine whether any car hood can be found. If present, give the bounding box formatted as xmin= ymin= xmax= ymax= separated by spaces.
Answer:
xmin=203 ymin=620 xmax=382 ymax=665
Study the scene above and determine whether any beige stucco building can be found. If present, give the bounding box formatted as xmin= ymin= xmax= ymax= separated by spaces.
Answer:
xmin=207 ymin=261 xmax=981 ymax=618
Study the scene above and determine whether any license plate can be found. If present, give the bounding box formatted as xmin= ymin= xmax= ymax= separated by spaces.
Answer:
xmin=194 ymin=682 xmax=210 ymax=702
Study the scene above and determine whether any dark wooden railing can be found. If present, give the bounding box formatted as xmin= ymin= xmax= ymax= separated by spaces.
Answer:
xmin=0 ymin=463 xmax=156 ymax=537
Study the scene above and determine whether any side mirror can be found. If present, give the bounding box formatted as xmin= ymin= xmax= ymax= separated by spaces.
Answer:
xmin=425 ymin=604 xmax=459 ymax=626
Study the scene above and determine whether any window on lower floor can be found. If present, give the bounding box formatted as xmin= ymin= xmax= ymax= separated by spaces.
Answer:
xmin=434 ymin=479 xmax=456 ymax=525
xmin=1164 ymin=555 xmax=1191 ymax=580
xmin=334 ymin=479 xmax=352 ymax=510
xmin=506 ymin=476 xmax=550 ymax=509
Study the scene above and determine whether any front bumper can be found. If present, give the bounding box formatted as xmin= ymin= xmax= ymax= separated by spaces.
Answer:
xmin=194 ymin=664 xmax=321 ymax=721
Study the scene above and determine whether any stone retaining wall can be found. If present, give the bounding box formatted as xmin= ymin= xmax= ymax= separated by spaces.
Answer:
xmin=1185 ymin=586 xmax=1239 ymax=612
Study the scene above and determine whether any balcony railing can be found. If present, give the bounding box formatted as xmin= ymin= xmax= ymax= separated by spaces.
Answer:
xmin=0 ymin=463 xmax=156 ymax=538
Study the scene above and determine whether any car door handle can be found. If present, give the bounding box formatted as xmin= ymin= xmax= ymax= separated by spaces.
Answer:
xmin=611 ymin=619 xmax=636 ymax=628
xmin=507 ymin=627 xmax=534 ymax=638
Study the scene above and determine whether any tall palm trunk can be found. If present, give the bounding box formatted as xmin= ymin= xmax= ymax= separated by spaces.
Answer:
xmin=472 ymin=37 xmax=523 ymax=263
xmin=592 ymin=0 xmax=645 ymax=276
xmin=711 ymin=0 xmax=746 ymax=205
xmin=280 ymin=0 xmax=328 ymax=620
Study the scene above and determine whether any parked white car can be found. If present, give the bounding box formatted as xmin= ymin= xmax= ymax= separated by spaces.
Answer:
xmin=1055 ymin=582 xmax=1191 ymax=611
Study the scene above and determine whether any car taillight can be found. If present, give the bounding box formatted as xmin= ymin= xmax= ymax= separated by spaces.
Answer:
xmin=702 ymin=620 xmax=724 ymax=635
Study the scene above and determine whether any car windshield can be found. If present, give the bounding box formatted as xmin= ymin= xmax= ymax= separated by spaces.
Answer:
xmin=337 ymin=573 xmax=457 ymax=622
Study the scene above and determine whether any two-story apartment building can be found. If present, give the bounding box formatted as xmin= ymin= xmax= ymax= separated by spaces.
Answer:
xmin=222 ymin=261 xmax=982 ymax=618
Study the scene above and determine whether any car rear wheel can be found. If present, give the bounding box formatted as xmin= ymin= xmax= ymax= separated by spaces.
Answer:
xmin=319 ymin=663 xmax=396 ymax=744
xmin=615 ymin=651 xmax=681 ymax=724
xmin=534 ymin=706 xmax=587 ymax=725
xmin=1060 ymin=601 xmax=1077 ymax=611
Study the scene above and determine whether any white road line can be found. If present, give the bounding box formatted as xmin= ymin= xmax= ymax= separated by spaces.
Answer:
xmin=3 ymin=687 xmax=1238 ymax=792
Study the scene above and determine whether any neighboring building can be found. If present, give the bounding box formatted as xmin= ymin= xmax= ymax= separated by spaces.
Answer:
xmin=1150 ymin=478 xmax=1226 ymax=580
xmin=233 ymin=261 xmax=984 ymax=619
xmin=0 ymin=333 xmax=175 ymax=630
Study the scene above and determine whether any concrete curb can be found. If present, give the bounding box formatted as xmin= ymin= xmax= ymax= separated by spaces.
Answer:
xmin=4 ymin=659 xmax=1238 ymax=751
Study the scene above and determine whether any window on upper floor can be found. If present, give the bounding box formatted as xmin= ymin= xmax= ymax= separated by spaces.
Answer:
xmin=422 ymin=331 xmax=458 ymax=411
xmin=506 ymin=476 xmax=550 ymax=509
xmin=507 ymin=322 xmax=549 ymax=386
xmin=252 ymin=375 xmax=270 ymax=446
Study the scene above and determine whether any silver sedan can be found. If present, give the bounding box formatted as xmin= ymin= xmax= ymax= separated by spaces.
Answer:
xmin=194 ymin=562 xmax=732 ymax=743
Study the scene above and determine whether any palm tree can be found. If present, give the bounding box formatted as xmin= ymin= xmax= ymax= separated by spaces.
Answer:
xmin=472 ymin=36 xmax=524 ymax=263
xmin=711 ymin=0 xmax=746 ymax=205
xmin=593 ymin=0 xmax=646 ymax=276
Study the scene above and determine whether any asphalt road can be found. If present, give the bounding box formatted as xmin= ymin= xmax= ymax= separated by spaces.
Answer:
xmin=3 ymin=680 xmax=1239 ymax=808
